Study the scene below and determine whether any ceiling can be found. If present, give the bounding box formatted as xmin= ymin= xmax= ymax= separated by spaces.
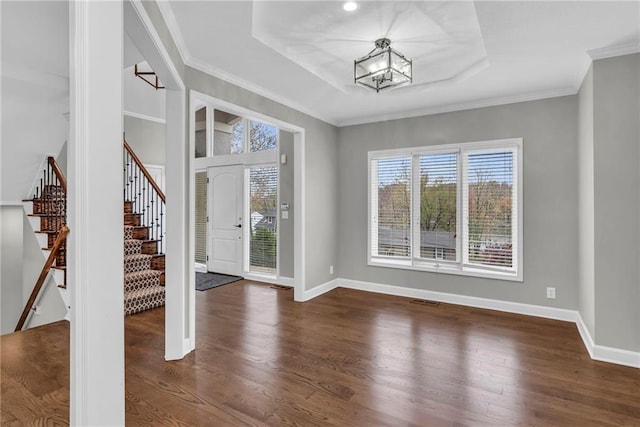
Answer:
xmin=159 ymin=0 xmax=639 ymax=126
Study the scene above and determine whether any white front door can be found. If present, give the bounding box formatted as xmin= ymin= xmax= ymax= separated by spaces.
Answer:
xmin=207 ymin=165 xmax=243 ymax=276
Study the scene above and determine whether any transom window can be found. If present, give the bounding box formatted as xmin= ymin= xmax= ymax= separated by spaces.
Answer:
xmin=369 ymin=138 xmax=522 ymax=281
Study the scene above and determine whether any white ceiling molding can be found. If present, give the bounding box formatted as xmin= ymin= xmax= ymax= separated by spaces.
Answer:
xmin=155 ymin=1 xmax=337 ymax=126
xmin=337 ymin=86 xmax=578 ymax=128
xmin=154 ymin=1 xmax=640 ymax=128
xmin=185 ymin=58 xmax=338 ymax=126
xmin=154 ymin=0 xmax=188 ymax=65
xmin=588 ymin=40 xmax=640 ymax=60
xmin=123 ymin=110 xmax=166 ymax=124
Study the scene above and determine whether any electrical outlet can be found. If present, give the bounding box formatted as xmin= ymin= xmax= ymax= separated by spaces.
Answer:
xmin=546 ymin=287 xmax=556 ymax=299
xmin=329 ymin=265 xmax=334 ymax=275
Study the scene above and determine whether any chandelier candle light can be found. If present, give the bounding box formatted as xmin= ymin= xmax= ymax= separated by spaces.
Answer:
xmin=354 ymin=38 xmax=412 ymax=92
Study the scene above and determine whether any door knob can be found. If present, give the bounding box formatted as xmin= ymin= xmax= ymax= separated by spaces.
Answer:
xmin=234 ymin=223 xmax=242 ymax=228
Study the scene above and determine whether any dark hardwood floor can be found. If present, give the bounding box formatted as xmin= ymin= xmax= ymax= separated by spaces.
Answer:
xmin=2 ymin=280 xmax=639 ymax=426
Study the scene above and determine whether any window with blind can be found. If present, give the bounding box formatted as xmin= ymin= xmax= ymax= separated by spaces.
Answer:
xmin=369 ymin=138 xmax=522 ymax=281
xmin=194 ymin=171 xmax=208 ymax=264
xmin=248 ymin=166 xmax=278 ymax=274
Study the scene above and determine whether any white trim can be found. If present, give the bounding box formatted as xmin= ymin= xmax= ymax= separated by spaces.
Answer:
xmin=128 ymin=0 xmax=192 ymax=360
xmin=195 ymin=263 xmax=207 ymax=273
xmin=242 ymin=272 xmax=294 ymax=288
xmin=588 ymin=41 xmax=640 ymax=61
xmin=69 ymin=2 xmax=125 ymax=424
xmin=154 ymin=0 xmax=188 ymax=65
xmin=576 ymin=313 xmax=640 ymax=368
xmin=576 ymin=312 xmax=595 ymax=359
xmin=592 ymin=345 xmax=640 ymax=369
xmin=155 ymin=2 xmax=336 ymax=126
xmin=128 ymin=0 xmax=184 ymax=90
xmin=339 ymin=278 xmax=577 ymax=322
xmin=123 ymin=110 xmax=166 ymax=124
xmin=299 ymin=279 xmax=339 ymax=302
xmin=293 ymin=131 xmax=305 ymax=302
xmin=186 ymin=58 xmax=337 ymax=126
xmin=337 ymin=88 xmax=577 ymax=127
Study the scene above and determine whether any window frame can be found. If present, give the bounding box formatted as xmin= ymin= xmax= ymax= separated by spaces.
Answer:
xmin=368 ymin=138 xmax=523 ymax=282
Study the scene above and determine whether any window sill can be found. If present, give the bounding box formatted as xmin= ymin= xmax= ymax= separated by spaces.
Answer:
xmin=368 ymin=257 xmax=522 ymax=282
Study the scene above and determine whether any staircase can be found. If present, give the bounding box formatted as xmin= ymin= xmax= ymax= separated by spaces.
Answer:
xmin=123 ymin=140 xmax=166 ymax=315
xmin=123 ymin=200 xmax=165 ymax=314
xmin=18 ymin=143 xmax=166 ymax=329
xmin=20 ymin=156 xmax=69 ymax=329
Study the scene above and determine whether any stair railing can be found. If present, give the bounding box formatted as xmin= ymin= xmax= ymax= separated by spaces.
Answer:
xmin=123 ymin=140 xmax=166 ymax=254
xmin=30 ymin=156 xmax=68 ymax=269
xmin=15 ymin=225 xmax=69 ymax=332
xmin=34 ymin=156 xmax=67 ymax=233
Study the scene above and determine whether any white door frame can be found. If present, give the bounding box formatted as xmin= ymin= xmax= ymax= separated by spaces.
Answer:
xmin=190 ymin=92 xmax=306 ymax=301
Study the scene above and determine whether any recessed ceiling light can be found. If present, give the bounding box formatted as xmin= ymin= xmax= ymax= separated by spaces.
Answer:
xmin=343 ymin=1 xmax=359 ymax=12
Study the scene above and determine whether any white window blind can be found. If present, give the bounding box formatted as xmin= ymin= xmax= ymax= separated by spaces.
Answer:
xmin=371 ymin=156 xmax=412 ymax=258
xmin=463 ymin=149 xmax=516 ymax=270
xmin=417 ymin=152 xmax=458 ymax=262
xmin=368 ymin=138 xmax=522 ymax=281
xmin=195 ymin=171 xmax=208 ymax=264
xmin=249 ymin=166 xmax=278 ymax=274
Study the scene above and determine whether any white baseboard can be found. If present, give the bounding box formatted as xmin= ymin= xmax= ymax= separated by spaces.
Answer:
xmin=294 ymin=277 xmax=639 ymax=369
xmin=242 ymin=272 xmax=294 ymax=288
xmin=194 ymin=263 xmax=207 ymax=273
xmin=297 ymin=279 xmax=339 ymax=302
xmin=576 ymin=313 xmax=640 ymax=368
xmin=338 ymin=278 xmax=577 ymax=322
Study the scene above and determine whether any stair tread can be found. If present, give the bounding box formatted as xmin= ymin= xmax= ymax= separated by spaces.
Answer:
xmin=51 ymin=266 xmax=66 ymax=271
xmin=27 ymin=213 xmax=65 ymax=218
xmin=125 ymin=269 xmax=163 ymax=280
xmin=125 ymin=253 xmax=152 ymax=259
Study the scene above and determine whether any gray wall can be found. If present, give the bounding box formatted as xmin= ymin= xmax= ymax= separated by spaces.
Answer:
xmin=337 ymin=96 xmax=579 ymax=309
xmin=124 ymin=115 xmax=166 ymax=166
xmin=578 ymin=65 xmax=596 ymax=338
xmin=1 ymin=206 xmax=24 ymax=334
xmin=593 ymin=53 xmax=640 ymax=352
xmin=185 ymin=66 xmax=339 ymax=290
xmin=279 ymin=130 xmax=294 ymax=278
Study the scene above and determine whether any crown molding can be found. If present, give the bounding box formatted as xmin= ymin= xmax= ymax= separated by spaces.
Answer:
xmin=123 ymin=110 xmax=166 ymax=124
xmin=155 ymin=1 xmax=338 ymax=126
xmin=150 ymin=1 xmax=623 ymax=130
xmin=588 ymin=41 xmax=640 ymax=60
xmin=154 ymin=0 xmax=188 ymax=65
xmin=336 ymin=87 xmax=578 ymax=127
xmin=185 ymin=58 xmax=338 ymax=127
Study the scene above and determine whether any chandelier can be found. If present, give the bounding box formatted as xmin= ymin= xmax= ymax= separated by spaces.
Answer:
xmin=354 ymin=38 xmax=412 ymax=92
